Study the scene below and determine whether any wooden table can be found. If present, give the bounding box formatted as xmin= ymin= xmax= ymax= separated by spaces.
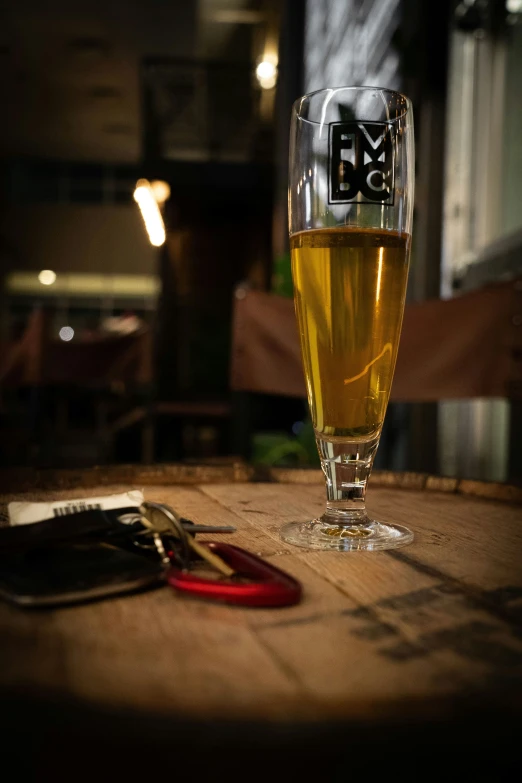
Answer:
xmin=1 ymin=465 xmax=522 ymax=780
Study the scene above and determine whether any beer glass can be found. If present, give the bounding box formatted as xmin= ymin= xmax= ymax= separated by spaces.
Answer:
xmin=281 ymin=87 xmax=414 ymax=551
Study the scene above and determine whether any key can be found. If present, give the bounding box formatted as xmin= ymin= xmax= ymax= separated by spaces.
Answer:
xmin=140 ymin=506 xmax=236 ymax=536
xmin=140 ymin=502 xmax=236 ymax=576
xmin=140 ymin=503 xmax=191 ymax=567
xmin=186 ymin=537 xmax=236 ymax=578
xmin=144 ymin=516 xmax=236 ymax=578
xmin=181 ymin=522 xmax=236 ymax=535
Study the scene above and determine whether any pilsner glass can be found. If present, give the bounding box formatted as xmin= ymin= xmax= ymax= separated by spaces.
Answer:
xmin=281 ymin=86 xmax=414 ymax=551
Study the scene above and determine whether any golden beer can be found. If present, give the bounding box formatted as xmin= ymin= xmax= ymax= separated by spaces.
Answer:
xmin=291 ymin=227 xmax=410 ymax=440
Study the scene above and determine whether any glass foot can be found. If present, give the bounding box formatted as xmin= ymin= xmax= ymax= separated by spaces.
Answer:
xmin=280 ymin=519 xmax=414 ymax=551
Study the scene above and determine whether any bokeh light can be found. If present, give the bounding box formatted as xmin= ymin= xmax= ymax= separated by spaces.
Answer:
xmin=133 ymin=179 xmax=166 ymax=246
xmin=38 ymin=269 xmax=57 ymax=286
xmin=150 ymin=180 xmax=171 ymax=204
xmin=256 ymin=60 xmax=277 ymax=90
xmin=59 ymin=326 xmax=74 ymax=342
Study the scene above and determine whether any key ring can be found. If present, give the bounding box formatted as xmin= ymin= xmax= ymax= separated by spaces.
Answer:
xmin=140 ymin=501 xmax=191 ymax=569
xmin=140 ymin=502 xmax=302 ymax=606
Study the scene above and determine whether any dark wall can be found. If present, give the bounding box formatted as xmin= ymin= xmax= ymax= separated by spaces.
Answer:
xmin=155 ymin=161 xmax=274 ymax=397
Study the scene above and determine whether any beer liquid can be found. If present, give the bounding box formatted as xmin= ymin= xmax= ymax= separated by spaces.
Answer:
xmin=291 ymin=227 xmax=410 ymax=439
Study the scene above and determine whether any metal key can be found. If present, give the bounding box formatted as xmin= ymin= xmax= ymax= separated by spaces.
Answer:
xmin=181 ymin=521 xmax=237 ymax=535
xmin=138 ymin=506 xmax=236 ymax=536
xmin=140 ymin=502 xmax=236 ymax=577
xmin=186 ymin=537 xmax=235 ymax=578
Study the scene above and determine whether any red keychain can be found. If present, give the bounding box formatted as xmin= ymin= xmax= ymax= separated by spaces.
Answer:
xmin=140 ymin=501 xmax=303 ymax=608
xmin=166 ymin=542 xmax=302 ymax=607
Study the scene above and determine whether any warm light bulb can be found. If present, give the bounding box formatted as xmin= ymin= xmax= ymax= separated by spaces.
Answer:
xmin=255 ymin=60 xmax=277 ymax=90
xmin=38 ymin=269 xmax=57 ymax=286
xmin=133 ymin=179 xmax=166 ymax=247
xmin=150 ymin=180 xmax=171 ymax=204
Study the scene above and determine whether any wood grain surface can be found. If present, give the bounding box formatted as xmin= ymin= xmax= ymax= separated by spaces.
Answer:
xmin=1 ymin=471 xmax=521 ymax=727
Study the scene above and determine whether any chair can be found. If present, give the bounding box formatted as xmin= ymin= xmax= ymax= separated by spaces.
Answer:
xmin=230 ymin=279 xmax=522 ymax=478
xmin=0 ymin=311 xmax=155 ymax=465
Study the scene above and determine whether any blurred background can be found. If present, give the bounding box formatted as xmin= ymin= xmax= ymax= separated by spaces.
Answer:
xmin=0 ymin=0 xmax=521 ymax=483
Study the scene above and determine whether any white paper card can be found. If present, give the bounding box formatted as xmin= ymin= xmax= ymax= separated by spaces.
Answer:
xmin=8 ymin=490 xmax=145 ymax=526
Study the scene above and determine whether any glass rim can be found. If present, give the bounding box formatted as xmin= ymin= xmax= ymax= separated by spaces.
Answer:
xmin=292 ymin=85 xmax=412 ymax=125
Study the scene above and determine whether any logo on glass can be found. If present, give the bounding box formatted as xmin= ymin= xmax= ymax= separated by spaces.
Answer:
xmin=329 ymin=121 xmax=395 ymax=205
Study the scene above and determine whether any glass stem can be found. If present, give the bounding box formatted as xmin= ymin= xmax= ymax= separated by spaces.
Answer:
xmin=316 ymin=433 xmax=380 ymax=527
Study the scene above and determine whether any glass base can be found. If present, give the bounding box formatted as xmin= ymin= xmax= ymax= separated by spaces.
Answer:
xmin=280 ymin=518 xmax=414 ymax=551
